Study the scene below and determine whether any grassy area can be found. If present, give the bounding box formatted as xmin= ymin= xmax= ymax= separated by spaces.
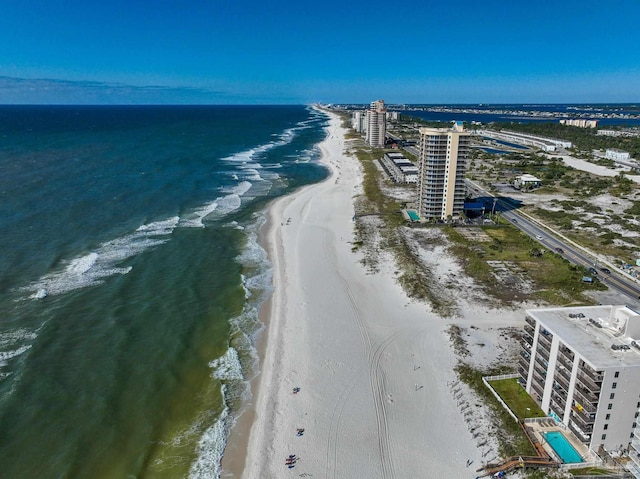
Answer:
xmin=445 ymin=225 xmax=604 ymax=306
xmin=489 ymin=378 xmax=546 ymax=421
xmin=567 ymin=467 xmax=618 ymax=475
xmin=455 ymin=363 xmax=537 ymax=458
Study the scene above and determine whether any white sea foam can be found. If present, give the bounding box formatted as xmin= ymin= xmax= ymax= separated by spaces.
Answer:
xmin=68 ymin=252 xmax=98 ymax=275
xmin=0 ymin=329 xmax=37 ymax=348
xmin=208 ymin=347 xmax=244 ymax=382
xmin=188 ymin=384 xmax=230 ymax=479
xmin=0 ymin=345 xmax=32 ymax=368
xmin=22 ymin=216 xmax=179 ymax=298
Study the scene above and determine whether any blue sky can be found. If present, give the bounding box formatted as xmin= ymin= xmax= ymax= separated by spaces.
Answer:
xmin=1 ymin=0 xmax=639 ymax=104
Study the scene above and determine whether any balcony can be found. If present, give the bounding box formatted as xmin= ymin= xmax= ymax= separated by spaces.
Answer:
xmin=575 ymin=373 xmax=602 ymax=395
xmin=568 ymin=421 xmax=592 ymax=444
xmin=571 ymin=402 xmax=596 ymax=424
xmin=555 ymin=365 xmax=572 ymax=384
xmin=531 ymin=381 xmax=544 ymax=402
xmin=534 ymin=350 xmax=549 ymax=366
xmin=551 ymin=392 xmax=567 ymax=411
xmin=524 ymin=324 xmax=535 ymax=337
xmin=536 ymin=345 xmax=550 ymax=363
xmin=578 ymin=362 xmax=604 ymax=383
xmin=538 ymin=331 xmax=553 ymax=348
xmin=518 ymin=366 xmax=529 ymax=383
xmin=572 ymin=386 xmax=599 ymax=407
xmin=570 ymin=410 xmax=595 ymax=432
xmin=556 ymin=354 xmax=573 ymax=372
xmin=554 ymin=373 xmax=570 ymax=393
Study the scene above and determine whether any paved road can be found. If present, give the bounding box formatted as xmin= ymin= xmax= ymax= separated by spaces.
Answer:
xmin=465 ymin=179 xmax=640 ymax=302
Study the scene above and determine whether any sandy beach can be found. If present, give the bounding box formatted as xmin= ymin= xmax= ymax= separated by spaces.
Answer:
xmin=233 ymin=110 xmax=527 ymax=478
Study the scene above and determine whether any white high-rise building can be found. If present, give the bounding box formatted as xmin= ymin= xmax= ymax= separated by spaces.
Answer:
xmin=520 ymin=305 xmax=640 ymax=460
xmin=366 ymin=100 xmax=386 ymax=148
xmin=416 ymin=121 xmax=469 ymax=220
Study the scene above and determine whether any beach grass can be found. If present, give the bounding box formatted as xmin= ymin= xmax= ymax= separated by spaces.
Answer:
xmin=445 ymin=224 xmax=604 ymax=305
xmin=455 ymin=363 xmax=537 ymax=457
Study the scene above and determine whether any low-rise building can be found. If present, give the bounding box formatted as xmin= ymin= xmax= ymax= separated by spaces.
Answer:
xmin=519 ymin=305 xmax=640 ymax=457
xmin=513 ymin=174 xmax=542 ymax=190
xmin=477 ymin=130 xmax=572 ymax=152
xmin=605 ymin=148 xmax=631 ymax=162
xmin=380 ymin=152 xmax=418 ymax=183
xmin=560 ymin=119 xmax=598 ymax=128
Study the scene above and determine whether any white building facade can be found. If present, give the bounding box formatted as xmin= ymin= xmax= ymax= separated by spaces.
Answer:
xmin=520 ymin=305 xmax=640 ymax=457
xmin=416 ymin=122 xmax=469 ymax=219
xmin=560 ymin=119 xmax=598 ymax=128
xmin=366 ymin=100 xmax=386 ymax=148
xmin=605 ymin=149 xmax=631 ymax=162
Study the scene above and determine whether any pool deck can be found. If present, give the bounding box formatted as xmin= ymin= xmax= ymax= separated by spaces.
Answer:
xmin=524 ymin=418 xmax=594 ymax=463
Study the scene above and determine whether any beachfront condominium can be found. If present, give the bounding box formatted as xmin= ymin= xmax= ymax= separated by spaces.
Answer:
xmin=416 ymin=122 xmax=469 ymax=220
xmin=519 ymin=305 xmax=640 ymax=463
xmin=366 ymin=100 xmax=386 ymax=148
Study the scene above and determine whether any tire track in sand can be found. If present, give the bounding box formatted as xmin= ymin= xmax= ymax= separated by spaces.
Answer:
xmin=321 ymin=227 xmax=375 ymax=479
xmin=369 ymin=330 xmax=403 ymax=479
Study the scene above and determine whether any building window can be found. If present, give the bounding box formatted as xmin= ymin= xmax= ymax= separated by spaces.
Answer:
xmin=610 ymin=393 xmax=615 ymax=400
xmin=608 ymin=403 xmax=613 ymax=410
xmin=604 ymin=424 xmax=609 ymax=430
xmin=637 ymin=402 xmax=640 ymax=408
xmin=615 ymin=371 xmax=620 ymax=378
xmin=632 ymin=433 xmax=636 ymax=439
xmin=612 ymin=382 xmax=617 ymax=389
xmin=602 ymin=434 xmax=607 ymax=440
xmin=635 ymin=412 xmax=639 ymax=418
xmin=633 ymin=423 xmax=637 ymax=429
xmin=606 ymin=414 xmax=611 ymax=420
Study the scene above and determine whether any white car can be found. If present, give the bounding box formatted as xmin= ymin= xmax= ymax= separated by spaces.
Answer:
xmin=535 ymin=235 xmax=543 ymax=240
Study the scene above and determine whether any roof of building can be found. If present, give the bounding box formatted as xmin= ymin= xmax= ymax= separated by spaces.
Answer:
xmin=517 ymin=174 xmax=542 ymax=182
xmin=527 ymin=305 xmax=640 ymax=369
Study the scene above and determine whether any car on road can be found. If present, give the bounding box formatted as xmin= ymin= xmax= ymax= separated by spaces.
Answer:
xmin=588 ymin=267 xmax=598 ymax=275
xmin=511 ymin=218 xmax=517 ymax=223
xmin=535 ymin=235 xmax=543 ymax=240
xmin=555 ymin=247 xmax=564 ymax=253
xmin=600 ymin=267 xmax=611 ymax=274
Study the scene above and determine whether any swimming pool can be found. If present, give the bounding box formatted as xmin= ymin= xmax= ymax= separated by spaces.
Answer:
xmin=407 ymin=210 xmax=420 ymax=221
xmin=543 ymin=431 xmax=583 ymax=463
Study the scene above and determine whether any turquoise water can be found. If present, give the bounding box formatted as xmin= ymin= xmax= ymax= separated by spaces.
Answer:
xmin=0 ymin=105 xmax=329 ymax=478
xmin=407 ymin=210 xmax=420 ymax=221
xmin=544 ymin=431 xmax=583 ymax=463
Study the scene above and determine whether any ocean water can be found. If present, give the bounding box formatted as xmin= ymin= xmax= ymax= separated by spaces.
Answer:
xmin=0 ymin=105 xmax=329 ymax=478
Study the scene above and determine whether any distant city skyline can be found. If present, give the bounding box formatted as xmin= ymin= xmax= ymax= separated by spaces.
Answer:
xmin=1 ymin=0 xmax=639 ymax=104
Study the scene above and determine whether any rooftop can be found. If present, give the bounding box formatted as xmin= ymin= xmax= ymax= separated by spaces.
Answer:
xmin=527 ymin=305 xmax=640 ymax=369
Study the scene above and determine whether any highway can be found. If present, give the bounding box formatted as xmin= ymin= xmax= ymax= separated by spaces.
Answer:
xmin=465 ymin=180 xmax=640 ymax=302
xmin=398 ymin=139 xmax=640 ymax=301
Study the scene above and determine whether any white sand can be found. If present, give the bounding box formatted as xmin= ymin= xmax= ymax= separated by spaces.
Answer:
xmin=238 ymin=111 xmax=525 ymax=478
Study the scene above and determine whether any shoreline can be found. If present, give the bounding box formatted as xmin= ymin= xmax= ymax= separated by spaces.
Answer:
xmin=221 ymin=108 xmax=339 ymax=477
xmin=224 ymin=108 xmax=526 ymax=478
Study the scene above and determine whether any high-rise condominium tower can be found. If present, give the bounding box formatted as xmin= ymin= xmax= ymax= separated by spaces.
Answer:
xmin=416 ymin=122 xmax=469 ymax=220
xmin=366 ymin=100 xmax=386 ymax=148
